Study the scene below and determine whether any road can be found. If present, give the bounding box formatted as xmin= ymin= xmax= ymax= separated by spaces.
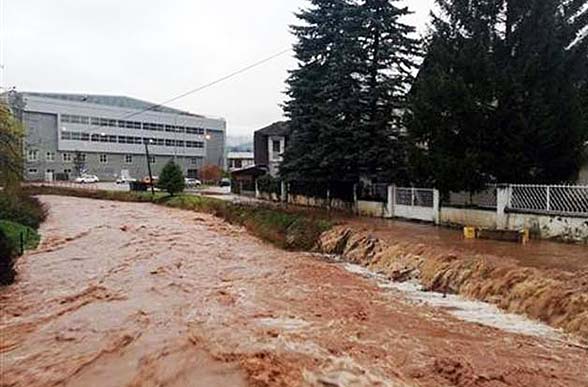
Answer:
xmin=1 ymin=196 xmax=587 ymax=387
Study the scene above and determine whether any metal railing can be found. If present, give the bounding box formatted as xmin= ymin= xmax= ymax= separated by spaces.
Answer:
xmin=395 ymin=187 xmax=435 ymax=208
xmin=509 ymin=184 xmax=588 ymax=216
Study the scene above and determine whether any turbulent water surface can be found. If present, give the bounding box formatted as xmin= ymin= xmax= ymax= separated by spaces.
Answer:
xmin=1 ymin=196 xmax=587 ymax=387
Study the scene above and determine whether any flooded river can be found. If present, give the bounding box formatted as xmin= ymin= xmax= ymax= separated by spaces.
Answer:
xmin=1 ymin=196 xmax=587 ymax=386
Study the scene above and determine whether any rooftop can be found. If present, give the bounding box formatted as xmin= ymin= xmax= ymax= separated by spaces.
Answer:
xmin=20 ymin=92 xmax=203 ymax=117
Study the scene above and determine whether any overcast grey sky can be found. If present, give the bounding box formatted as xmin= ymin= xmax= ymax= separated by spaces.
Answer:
xmin=1 ymin=0 xmax=435 ymax=137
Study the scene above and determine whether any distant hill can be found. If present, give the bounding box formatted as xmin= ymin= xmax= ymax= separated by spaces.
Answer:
xmin=226 ymin=135 xmax=253 ymax=153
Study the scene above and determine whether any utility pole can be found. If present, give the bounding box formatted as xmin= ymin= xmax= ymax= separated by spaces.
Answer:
xmin=144 ymin=140 xmax=155 ymax=196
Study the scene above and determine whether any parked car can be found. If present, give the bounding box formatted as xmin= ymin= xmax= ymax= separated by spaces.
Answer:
xmin=75 ymin=174 xmax=100 ymax=184
xmin=185 ymin=178 xmax=202 ymax=188
xmin=116 ymin=177 xmax=137 ymax=184
xmin=219 ymin=178 xmax=231 ymax=187
xmin=142 ymin=176 xmax=159 ymax=185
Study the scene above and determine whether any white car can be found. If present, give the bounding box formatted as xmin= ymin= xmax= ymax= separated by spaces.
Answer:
xmin=75 ymin=175 xmax=100 ymax=184
xmin=116 ymin=177 xmax=137 ymax=184
xmin=185 ymin=178 xmax=202 ymax=188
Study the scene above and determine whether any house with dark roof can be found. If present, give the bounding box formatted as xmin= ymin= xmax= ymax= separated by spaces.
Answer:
xmin=253 ymin=121 xmax=290 ymax=177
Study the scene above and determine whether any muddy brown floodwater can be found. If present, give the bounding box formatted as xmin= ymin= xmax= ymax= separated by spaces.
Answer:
xmin=1 ymin=196 xmax=587 ymax=387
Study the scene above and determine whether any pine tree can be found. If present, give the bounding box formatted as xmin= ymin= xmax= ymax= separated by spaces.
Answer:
xmin=407 ymin=0 xmax=588 ymax=193
xmin=281 ymin=0 xmax=420 ymax=184
xmin=158 ymin=160 xmax=185 ymax=196
xmin=281 ymin=0 xmax=362 ymax=183
xmin=355 ymin=0 xmax=420 ymax=182
xmin=407 ymin=0 xmax=499 ymax=193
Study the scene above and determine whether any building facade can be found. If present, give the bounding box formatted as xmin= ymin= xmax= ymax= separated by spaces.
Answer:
xmin=253 ymin=121 xmax=290 ymax=177
xmin=9 ymin=92 xmax=226 ymax=181
xmin=227 ymin=152 xmax=254 ymax=171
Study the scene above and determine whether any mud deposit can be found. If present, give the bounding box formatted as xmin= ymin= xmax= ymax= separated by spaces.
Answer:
xmin=1 ymin=196 xmax=587 ymax=387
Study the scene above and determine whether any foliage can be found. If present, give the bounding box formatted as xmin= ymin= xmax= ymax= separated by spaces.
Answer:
xmin=0 ymin=192 xmax=48 ymax=229
xmin=407 ymin=0 xmax=588 ymax=193
xmin=0 ymin=220 xmax=41 ymax=252
xmin=0 ymin=103 xmax=24 ymax=189
xmin=157 ymin=160 xmax=185 ymax=196
xmin=281 ymin=0 xmax=420 ymax=184
xmin=0 ymin=228 xmax=16 ymax=285
xmin=199 ymin=164 xmax=222 ymax=183
xmin=256 ymin=175 xmax=282 ymax=195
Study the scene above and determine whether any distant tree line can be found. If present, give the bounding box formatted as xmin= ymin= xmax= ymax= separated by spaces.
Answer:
xmin=281 ymin=0 xmax=588 ymax=194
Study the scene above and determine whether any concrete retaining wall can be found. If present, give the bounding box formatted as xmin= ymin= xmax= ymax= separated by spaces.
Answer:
xmin=506 ymin=212 xmax=588 ymax=243
xmin=440 ymin=207 xmax=497 ymax=229
xmin=357 ymin=200 xmax=388 ymax=218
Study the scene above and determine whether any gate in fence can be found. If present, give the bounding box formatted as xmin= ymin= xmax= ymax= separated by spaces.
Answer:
xmin=392 ymin=186 xmax=439 ymax=222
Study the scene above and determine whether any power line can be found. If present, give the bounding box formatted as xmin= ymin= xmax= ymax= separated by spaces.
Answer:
xmin=23 ymin=47 xmax=292 ymax=134
xmin=120 ymin=47 xmax=292 ymax=121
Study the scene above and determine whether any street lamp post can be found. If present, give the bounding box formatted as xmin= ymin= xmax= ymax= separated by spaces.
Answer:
xmin=144 ymin=139 xmax=155 ymax=196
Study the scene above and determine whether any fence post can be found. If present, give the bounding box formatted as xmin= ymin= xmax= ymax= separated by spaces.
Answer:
xmin=387 ymin=185 xmax=395 ymax=218
xmin=411 ymin=187 xmax=416 ymax=206
xmin=281 ymin=181 xmax=287 ymax=203
xmin=546 ymin=186 xmax=551 ymax=212
xmin=255 ymin=179 xmax=260 ymax=199
xmin=353 ymin=184 xmax=358 ymax=215
xmin=496 ymin=185 xmax=510 ymax=230
xmin=433 ymin=189 xmax=440 ymax=225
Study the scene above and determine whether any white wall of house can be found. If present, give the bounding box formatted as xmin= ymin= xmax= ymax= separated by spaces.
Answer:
xmin=268 ymin=136 xmax=286 ymax=176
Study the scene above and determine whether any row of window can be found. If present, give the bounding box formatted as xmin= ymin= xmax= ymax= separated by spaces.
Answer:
xmin=60 ymin=131 xmax=204 ymax=149
xmin=61 ymin=114 xmax=207 ymax=135
xmin=27 ymin=150 xmax=202 ymax=166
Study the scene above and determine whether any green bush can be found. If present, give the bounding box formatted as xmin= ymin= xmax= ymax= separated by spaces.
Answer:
xmin=257 ymin=175 xmax=282 ymax=195
xmin=0 ymin=192 xmax=47 ymax=229
xmin=0 ymin=221 xmax=41 ymax=252
xmin=158 ymin=160 xmax=185 ymax=196
xmin=0 ymin=228 xmax=16 ymax=285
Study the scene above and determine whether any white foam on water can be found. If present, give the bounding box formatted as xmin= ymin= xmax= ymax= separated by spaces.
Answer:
xmin=340 ymin=262 xmax=564 ymax=340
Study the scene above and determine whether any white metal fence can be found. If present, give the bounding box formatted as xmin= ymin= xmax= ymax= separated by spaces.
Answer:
xmin=509 ymin=184 xmax=588 ymax=216
xmin=395 ymin=187 xmax=435 ymax=208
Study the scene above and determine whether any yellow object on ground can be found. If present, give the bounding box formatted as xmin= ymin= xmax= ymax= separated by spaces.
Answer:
xmin=520 ymin=229 xmax=530 ymax=244
xmin=464 ymin=227 xmax=477 ymax=239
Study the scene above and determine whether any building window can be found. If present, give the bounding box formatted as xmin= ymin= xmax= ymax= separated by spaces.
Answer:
xmin=27 ymin=150 xmax=39 ymax=162
xmin=99 ymin=154 xmax=108 ymax=164
xmin=272 ymin=140 xmax=281 ymax=153
xmin=125 ymin=155 xmax=133 ymax=164
xmin=149 ymin=156 xmax=156 ymax=164
xmin=75 ymin=153 xmax=87 ymax=163
xmin=28 ymin=168 xmax=38 ymax=175
xmin=191 ymin=157 xmax=200 ymax=165
xmin=64 ymin=169 xmax=72 ymax=175
xmin=62 ymin=153 xmax=72 ymax=163
xmin=46 ymin=169 xmax=55 ymax=174
xmin=234 ymin=160 xmax=243 ymax=169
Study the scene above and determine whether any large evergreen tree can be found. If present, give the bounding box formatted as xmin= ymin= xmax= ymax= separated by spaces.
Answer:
xmin=408 ymin=0 xmax=588 ymax=192
xmin=355 ymin=0 xmax=420 ymax=182
xmin=281 ymin=0 xmax=419 ymax=183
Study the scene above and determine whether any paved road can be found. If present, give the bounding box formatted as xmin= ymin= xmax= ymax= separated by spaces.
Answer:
xmin=1 ymin=196 xmax=587 ymax=386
